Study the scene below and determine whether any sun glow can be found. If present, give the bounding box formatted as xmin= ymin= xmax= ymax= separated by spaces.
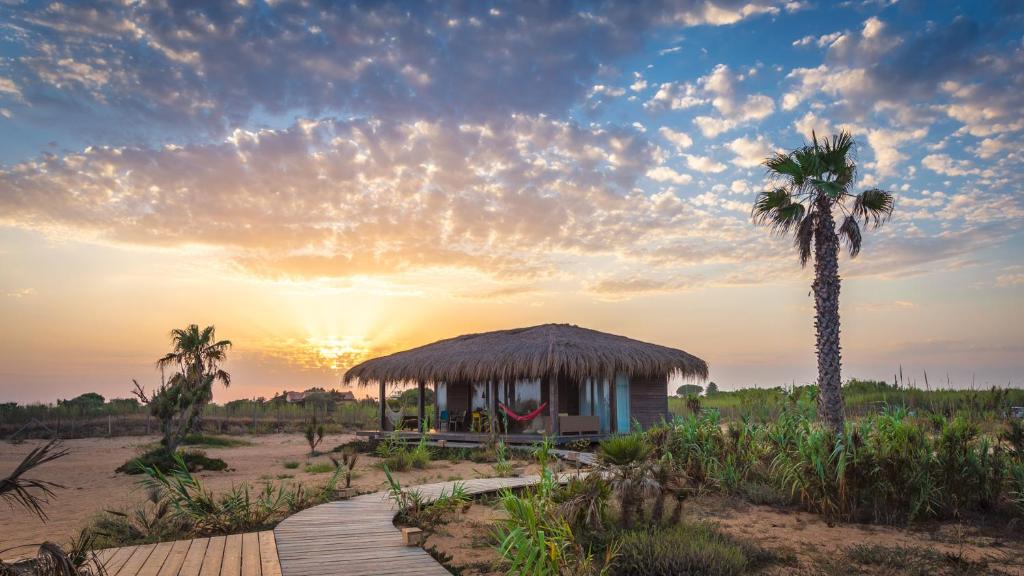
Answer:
xmin=307 ymin=335 xmax=372 ymax=371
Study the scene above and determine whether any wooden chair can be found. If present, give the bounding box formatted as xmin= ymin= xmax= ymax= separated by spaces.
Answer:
xmin=449 ymin=410 xmax=466 ymax=431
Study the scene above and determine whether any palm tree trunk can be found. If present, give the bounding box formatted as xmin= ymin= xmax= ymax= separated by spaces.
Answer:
xmin=812 ymin=199 xmax=845 ymax=435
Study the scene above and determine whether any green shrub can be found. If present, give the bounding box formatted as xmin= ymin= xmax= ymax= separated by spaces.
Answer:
xmin=304 ymin=462 xmax=334 ymax=474
xmin=409 ymin=436 xmax=432 ymax=469
xmin=116 ymin=448 xmax=227 ymax=475
xmin=283 ymin=460 xmax=300 ymax=469
xmin=613 ymin=523 xmax=749 ymax=576
xmin=384 ymin=451 xmax=412 ymax=472
xmin=598 ymin=433 xmax=651 ymax=466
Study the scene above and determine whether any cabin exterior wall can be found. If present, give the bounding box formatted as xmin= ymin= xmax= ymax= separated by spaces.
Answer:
xmin=628 ymin=374 xmax=669 ymax=429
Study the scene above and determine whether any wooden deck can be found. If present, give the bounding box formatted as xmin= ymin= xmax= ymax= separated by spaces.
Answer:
xmin=89 ymin=471 xmax=588 ymax=576
xmin=356 ymin=430 xmax=609 ymax=445
xmin=92 ymin=532 xmax=281 ymax=576
xmin=273 ymin=473 xmax=582 ymax=576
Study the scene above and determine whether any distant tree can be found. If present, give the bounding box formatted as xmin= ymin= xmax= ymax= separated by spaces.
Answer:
xmin=132 ymin=324 xmax=232 ymax=454
xmin=58 ymin=392 xmax=105 ymax=410
xmin=675 ymin=384 xmax=703 ymax=397
xmin=398 ymin=387 xmax=435 ymax=407
xmin=706 ymin=382 xmax=719 ymax=396
xmin=753 ymin=131 xmax=893 ymax=434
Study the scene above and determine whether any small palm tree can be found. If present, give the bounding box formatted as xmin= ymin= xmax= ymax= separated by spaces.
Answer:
xmin=157 ymin=324 xmax=232 ymax=392
xmin=753 ymin=131 xmax=894 ymax=434
xmin=136 ymin=324 xmax=232 ymax=453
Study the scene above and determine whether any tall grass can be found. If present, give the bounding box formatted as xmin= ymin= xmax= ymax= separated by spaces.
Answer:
xmin=658 ymin=400 xmax=1024 ymax=523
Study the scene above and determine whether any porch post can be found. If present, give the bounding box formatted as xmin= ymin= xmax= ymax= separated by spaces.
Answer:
xmin=609 ymin=376 xmax=617 ymax=434
xmin=418 ymin=380 xmax=426 ymax=432
xmin=548 ymin=376 xmax=560 ymax=436
xmin=378 ymin=380 xmax=386 ymax=431
xmin=488 ymin=380 xmax=497 ymax=438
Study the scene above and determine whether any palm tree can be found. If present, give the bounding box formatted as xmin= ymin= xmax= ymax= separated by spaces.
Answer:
xmin=752 ymin=131 xmax=894 ymax=434
xmin=154 ymin=325 xmax=232 ymax=451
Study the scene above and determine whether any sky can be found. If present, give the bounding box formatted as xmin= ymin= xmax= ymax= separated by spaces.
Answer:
xmin=0 ymin=0 xmax=1022 ymax=404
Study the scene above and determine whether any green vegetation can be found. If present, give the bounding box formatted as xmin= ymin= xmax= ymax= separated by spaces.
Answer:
xmin=382 ymin=465 xmax=469 ymax=530
xmin=675 ymin=384 xmax=703 ymax=397
xmin=116 ymin=448 xmax=227 ymax=475
xmin=753 ymin=131 xmax=895 ymax=434
xmin=304 ymin=462 xmax=335 ymax=474
xmin=304 ymin=415 xmax=325 ymax=454
xmin=614 ymin=523 xmax=751 ymax=576
xmin=670 ymin=379 xmax=1024 ymax=427
xmin=493 ymin=398 xmax=1024 ymax=575
xmin=131 ymin=324 xmax=233 ymax=455
xmin=283 ymin=460 xmax=300 ymax=469
xmin=0 ymin=441 xmax=107 ymax=576
xmin=91 ymin=453 xmax=343 ymax=548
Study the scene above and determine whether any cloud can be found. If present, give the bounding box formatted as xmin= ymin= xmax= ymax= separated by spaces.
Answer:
xmin=646 ymin=166 xmax=693 ymax=184
xmin=922 ymin=154 xmax=980 ymax=177
xmin=658 ymin=127 xmax=694 ymax=150
xmin=792 ymin=31 xmax=843 ymax=48
xmin=0 ymin=1 xmax=793 ymax=138
xmin=646 ymin=64 xmax=774 ymax=138
xmin=3 ymin=288 xmax=36 ymax=298
xmin=0 ymin=116 xmax=666 ymax=280
xmin=684 ymin=154 xmax=727 ymax=173
xmin=996 ymin=266 xmax=1024 ymax=288
xmin=726 ymin=134 xmax=776 ymax=168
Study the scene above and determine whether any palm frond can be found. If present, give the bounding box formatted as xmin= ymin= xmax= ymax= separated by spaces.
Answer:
xmin=752 ymin=188 xmax=805 ymax=236
xmin=839 ymin=215 xmax=862 ymax=258
xmin=853 ymin=188 xmax=894 ymax=227
xmin=0 ymin=440 xmax=69 ymax=521
xmin=795 ymin=212 xmax=816 ymax=266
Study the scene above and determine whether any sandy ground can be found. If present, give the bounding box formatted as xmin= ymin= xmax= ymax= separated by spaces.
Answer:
xmin=0 ymin=434 xmax=526 ymax=559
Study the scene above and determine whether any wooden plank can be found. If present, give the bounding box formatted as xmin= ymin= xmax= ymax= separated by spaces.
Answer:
xmin=198 ymin=536 xmax=225 ymax=576
xmin=156 ymin=539 xmax=193 ymax=576
xmin=137 ymin=541 xmax=175 ymax=576
xmin=257 ymin=532 xmax=281 ymax=576
xmin=177 ymin=539 xmax=208 ymax=576
xmin=240 ymin=532 xmax=261 ymax=576
xmin=220 ymin=534 xmax=242 ymax=576
xmin=100 ymin=546 xmax=137 ymax=576
xmin=116 ymin=544 xmax=157 ymax=576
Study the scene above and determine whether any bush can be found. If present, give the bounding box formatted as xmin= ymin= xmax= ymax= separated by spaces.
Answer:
xmin=304 ymin=462 xmax=334 ymax=474
xmin=116 ymin=448 xmax=227 ymax=475
xmin=384 ymin=451 xmax=412 ymax=472
xmin=613 ymin=523 xmax=749 ymax=576
xmin=283 ymin=460 xmax=300 ymax=469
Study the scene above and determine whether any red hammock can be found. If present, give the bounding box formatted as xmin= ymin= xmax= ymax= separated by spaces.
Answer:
xmin=498 ymin=402 xmax=548 ymax=422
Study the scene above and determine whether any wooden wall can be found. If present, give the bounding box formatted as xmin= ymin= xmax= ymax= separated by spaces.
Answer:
xmin=629 ymin=375 xmax=669 ymax=429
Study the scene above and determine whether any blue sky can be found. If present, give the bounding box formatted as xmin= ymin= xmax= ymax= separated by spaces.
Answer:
xmin=0 ymin=0 xmax=1022 ymax=402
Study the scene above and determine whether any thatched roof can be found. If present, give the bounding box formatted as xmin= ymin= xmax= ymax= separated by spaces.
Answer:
xmin=344 ymin=323 xmax=708 ymax=386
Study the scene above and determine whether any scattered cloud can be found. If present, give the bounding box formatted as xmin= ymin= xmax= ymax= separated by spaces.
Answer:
xmin=727 ymin=135 xmax=776 ymax=168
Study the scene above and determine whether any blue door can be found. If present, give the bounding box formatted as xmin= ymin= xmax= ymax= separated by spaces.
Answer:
xmin=615 ymin=374 xmax=630 ymax=432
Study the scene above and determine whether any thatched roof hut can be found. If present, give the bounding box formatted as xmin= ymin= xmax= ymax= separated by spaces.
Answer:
xmin=344 ymin=323 xmax=707 ymax=386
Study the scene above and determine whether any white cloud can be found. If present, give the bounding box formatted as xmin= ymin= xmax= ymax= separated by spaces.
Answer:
xmin=727 ymin=134 xmax=776 ymax=168
xmin=646 ymin=166 xmax=693 ymax=184
xmin=684 ymin=154 xmax=727 ymax=173
xmin=792 ymin=111 xmax=833 ymax=140
xmin=658 ymin=126 xmax=693 ymax=150
xmin=921 ymin=154 xmax=979 ymax=177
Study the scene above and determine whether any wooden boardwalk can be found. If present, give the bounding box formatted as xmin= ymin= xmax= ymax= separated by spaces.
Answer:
xmin=92 ymin=532 xmax=281 ymax=576
xmin=90 ymin=468 xmax=588 ymax=576
xmin=273 ymin=474 xmax=579 ymax=576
